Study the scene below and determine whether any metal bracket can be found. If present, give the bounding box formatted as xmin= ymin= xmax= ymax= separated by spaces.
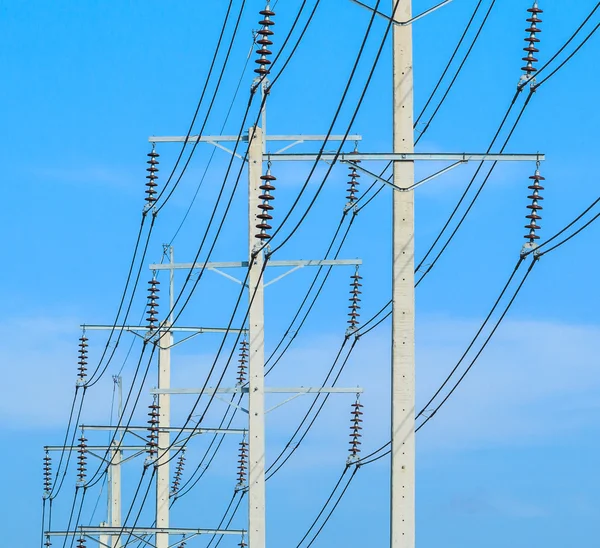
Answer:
xmin=349 ymin=0 xmax=453 ymax=25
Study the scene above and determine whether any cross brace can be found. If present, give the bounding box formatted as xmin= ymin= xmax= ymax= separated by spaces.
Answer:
xmin=149 ymin=259 xmax=362 ymax=271
xmin=151 ymin=387 xmax=363 ymax=395
xmin=149 ymin=134 xmax=362 ymax=144
xmin=82 ymin=325 xmax=246 ymax=334
xmin=267 ymin=152 xmax=544 ymax=162
xmin=80 ymin=425 xmax=245 ymax=434
xmin=47 ymin=528 xmax=244 ymax=536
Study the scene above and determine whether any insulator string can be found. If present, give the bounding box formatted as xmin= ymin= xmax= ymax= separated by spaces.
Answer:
xmin=254 ymin=5 xmax=276 ymax=76
xmin=520 ymin=2 xmax=543 ymax=86
xmin=524 ymin=168 xmax=545 ymax=243
xmin=255 ymin=165 xmax=276 ymax=240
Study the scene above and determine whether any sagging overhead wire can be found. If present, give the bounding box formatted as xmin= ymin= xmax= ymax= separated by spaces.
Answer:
xmin=415 ymin=0 xmax=497 ymax=146
xmin=152 ymin=0 xmax=240 ymax=207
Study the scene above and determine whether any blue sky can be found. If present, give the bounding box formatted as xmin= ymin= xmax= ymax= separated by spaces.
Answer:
xmin=2 ymin=1 xmax=600 ymax=547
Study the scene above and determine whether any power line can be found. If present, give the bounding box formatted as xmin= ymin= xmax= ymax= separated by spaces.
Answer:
xmin=152 ymin=0 xmax=240 ymax=206
xmin=415 ymin=258 xmax=537 ymax=432
xmin=415 ymin=0 xmax=497 ymax=146
xmin=416 ymin=257 xmax=525 ymax=419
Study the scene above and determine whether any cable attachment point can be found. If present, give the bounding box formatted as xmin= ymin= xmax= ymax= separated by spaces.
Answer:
xmin=76 ymin=331 xmax=88 ymax=386
xmin=77 ymin=431 xmax=87 ymax=486
xmin=519 ymin=2 xmax=543 ymax=87
xmin=145 ymin=147 xmax=160 ymax=205
xmin=146 ymin=397 xmax=160 ymax=462
xmin=347 ymin=397 xmax=364 ymax=464
xmin=43 ymin=450 xmax=52 ymax=498
xmin=171 ymin=447 xmax=186 ymax=497
xmin=255 ymin=166 xmax=276 ymax=240
xmin=346 ymin=267 xmax=362 ymax=336
xmin=254 ymin=5 xmax=275 ymax=76
xmin=235 ymin=437 xmax=248 ymax=491
xmin=146 ymin=278 xmax=160 ymax=331
xmin=237 ymin=338 xmax=249 ymax=385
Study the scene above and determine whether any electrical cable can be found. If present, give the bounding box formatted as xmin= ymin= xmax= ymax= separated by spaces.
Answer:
xmin=212 ymin=493 xmax=245 ymax=548
xmin=152 ymin=0 xmax=238 ymax=206
xmin=415 ymin=258 xmax=537 ymax=432
xmin=533 ymin=20 xmax=600 ymax=90
xmin=415 ymin=90 xmax=534 ymax=287
xmin=168 ymin=37 xmax=255 ymax=246
xmin=415 ymin=0 xmax=497 ymax=146
xmin=175 ymin=206 xmax=359 ymax=499
xmin=414 ymin=0 xmax=485 ymax=129
xmin=265 ymin=213 xmax=357 ymax=376
xmin=204 ymin=492 xmax=241 ymax=548
xmin=268 ymin=0 xmax=402 ymax=254
xmin=50 ymin=389 xmax=87 ymax=500
xmin=537 ymin=210 xmax=600 ymax=256
xmin=414 ymin=89 xmax=522 ymax=275
xmin=60 ymin=487 xmax=81 ymax=548
xmin=266 ymin=337 xmax=358 ymax=480
xmin=416 ymin=256 xmax=525 ymax=419
xmin=299 ymin=465 xmax=359 ymax=548
xmin=524 ymin=196 xmax=600 ymax=257
xmin=295 ymin=466 xmax=349 ymax=547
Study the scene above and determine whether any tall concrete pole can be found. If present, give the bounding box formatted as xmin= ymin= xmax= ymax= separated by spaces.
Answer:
xmin=391 ymin=1 xmax=415 ymax=547
xmin=108 ymin=376 xmax=122 ymax=548
xmin=247 ymin=125 xmax=266 ymax=548
xmin=156 ymin=329 xmax=172 ymax=548
xmin=109 ymin=440 xmax=122 ymax=548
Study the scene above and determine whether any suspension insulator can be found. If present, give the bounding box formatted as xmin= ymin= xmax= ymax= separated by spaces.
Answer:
xmin=254 ymin=6 xmax=275 ymax=76
xmin=77 ymin=435 xmax=87 ymax=484
xmin=77 ymin=334 xmax=88 ymax=383
xmin=147 ymin=279 xmax=160 ymax=330
xmin=346 ymin=161 xmax=361 ymax=206
xmin=43 ymin=452 xmax=52 ymax=496
xmin=521 ymin=3 xmax=543 ymax=78
xmin=237 ymin=339 xmax=249 ymax=384
xmin=45 ymin=536 xmax=52 ymax=548
xmin=239 ymin=539 xmax=247 ymax=548
xmin=171 ymin=448 xmax=186 ymax=496
xmin=77 ymin=538 xmax=86 ymax=548
xmin=255 ymin=168 xmax=276 ymax=240
xmin=147 ymin=401 xmax=160 ymax=459
xmin=236 ymin=440 xmax=248 ymax=490
xmin=146 ymin=148 xmax=160 ymax=204
xmin=347 ymin=269 xmax=362 ymax=333
xmin=524 ymin=169 xmax=545 ymax=242
xmin=348 ymin=400 xmax=364 ymax=460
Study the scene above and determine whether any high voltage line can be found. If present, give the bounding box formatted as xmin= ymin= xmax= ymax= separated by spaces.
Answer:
xmin=37 ymin=3 xmax=600 ymax=548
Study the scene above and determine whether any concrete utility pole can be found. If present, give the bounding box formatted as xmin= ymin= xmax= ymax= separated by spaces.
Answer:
xmin=391 ymin=1 xmax=415 ymax=547
xmin=247 ymin=125 xmax=266 ymax=548
xmin=156 ymin=326 xmax=172 ymax=548
xmin=108 ymin=376 xmax=122 ymax=548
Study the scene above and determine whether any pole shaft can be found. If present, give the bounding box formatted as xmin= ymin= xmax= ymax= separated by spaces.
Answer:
xmin=156 ymin=331 xmax=172 ymax=548
xmin=391 ymin=1 xmax=415 ymax=547
xmin=109 ymin=442 xmax=122 ymax=548
xmin=248 ymin=125 xmax=266 ymax=548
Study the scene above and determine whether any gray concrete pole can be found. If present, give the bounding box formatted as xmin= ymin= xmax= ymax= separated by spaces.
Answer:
xmin=247 ymin=125 xmax=266 ymax=548
xmin=156 ymin=330 xmax=172 ymax=548
xmin=391 ymin=1 xmax=416 ymax=547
